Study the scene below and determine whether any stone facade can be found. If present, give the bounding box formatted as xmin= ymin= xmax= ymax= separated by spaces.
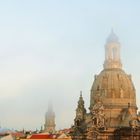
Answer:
xmin=70 ymin=31 xmax=140 ymax=140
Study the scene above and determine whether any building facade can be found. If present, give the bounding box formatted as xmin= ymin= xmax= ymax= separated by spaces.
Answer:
xmin=71 ymin=31 xmax=140 ymax=140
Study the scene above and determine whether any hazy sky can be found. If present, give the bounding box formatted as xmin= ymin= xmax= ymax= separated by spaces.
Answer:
xmin=0 ymin=0 xmax=140 ymax=130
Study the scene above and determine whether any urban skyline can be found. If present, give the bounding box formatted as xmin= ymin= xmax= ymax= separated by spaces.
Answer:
xmin=0 ymin=0 xmax=140 ymax=130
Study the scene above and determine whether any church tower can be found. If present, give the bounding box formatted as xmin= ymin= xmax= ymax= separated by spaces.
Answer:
xmin=44 ymin=102 xmax=56 ymax=133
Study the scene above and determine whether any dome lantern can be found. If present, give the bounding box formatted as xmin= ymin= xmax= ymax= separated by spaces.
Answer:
xmin=104 ymin=30 xmax=122 ymax=69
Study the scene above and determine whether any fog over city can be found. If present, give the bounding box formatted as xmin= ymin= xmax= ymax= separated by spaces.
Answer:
xmin=0 ymin=0 xmax=140 ymax=130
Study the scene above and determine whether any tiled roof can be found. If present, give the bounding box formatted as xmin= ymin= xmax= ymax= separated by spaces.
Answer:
xmin=29 ymin=134 xmax=56 ymax=139
xmin=11 ymin=132 xmax=24 ymax=138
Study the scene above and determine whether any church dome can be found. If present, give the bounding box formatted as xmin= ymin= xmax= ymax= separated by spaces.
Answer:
xmin=90 ymin=31 xmax=137 ymax=127
xmin=90 ymin=68 xmax=136 ymax=108
xmin=71 ymin=31 xmax=139 ymax=138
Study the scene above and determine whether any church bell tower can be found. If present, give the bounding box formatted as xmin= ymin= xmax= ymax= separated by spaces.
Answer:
xmin=44 ymin=102 xmax=56 ymax=133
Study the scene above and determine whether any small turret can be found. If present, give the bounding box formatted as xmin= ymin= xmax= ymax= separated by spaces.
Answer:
xmin=74 ymin=91 xmax=86 ymax=126
xmin=77 ymin=91 xmax=85 ymax=109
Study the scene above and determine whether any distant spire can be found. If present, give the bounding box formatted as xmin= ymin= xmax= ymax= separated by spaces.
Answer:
xmin=48 ymin=100 xmax=53 ymax=113
xmin=44 ymin=101 xmax=56 ymax=133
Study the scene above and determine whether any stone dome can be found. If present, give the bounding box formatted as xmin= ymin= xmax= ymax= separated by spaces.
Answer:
xmin=89 ymin=31 xmax=137 ymax=127
xmin=90 ymin=68 xmax=136 ymax=109
xmin=90 ymin=68 xmax=137 ymax=128
xmin=71 ymin=31 xmax=139 ymax=139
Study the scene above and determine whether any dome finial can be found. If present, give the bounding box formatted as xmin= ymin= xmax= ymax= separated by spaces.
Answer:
xmin=107 ymin=29 xmax=119 ymax=43
xmin=80 ymin=90 xmax=82 ymax=97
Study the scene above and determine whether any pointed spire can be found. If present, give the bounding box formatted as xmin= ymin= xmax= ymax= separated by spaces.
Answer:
xmin=79 ymin=91 xmax=83 ymax=100
xmin=48 ymin=100 xmax=53 ymax=113
xmin=80 ymin=90 xmax=83 ymax=101
xmin=46 ymin=100 xmax=55 ymax=118
xmin=78 ymin=91 xmax=85 ymax=107
xmin=80 ymin=90 xmax=82 ymax=97
xmin=107 ymin=29 xmax=119 ymax=43
xmin=75 ymin=91 xmax=86 ymax=122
